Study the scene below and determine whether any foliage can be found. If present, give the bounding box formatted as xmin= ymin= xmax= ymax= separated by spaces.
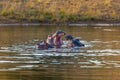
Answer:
xmin=0 ymin=0 xmax=119 ymax=23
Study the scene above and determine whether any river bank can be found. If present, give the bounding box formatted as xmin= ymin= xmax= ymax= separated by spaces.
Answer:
xmin=0 ymin=21 xmax=120 ymax=27
xmin=0 ymin=17 xmax=120 ymax=27
xmin=0 ymin=0 xmax=120 ymax=27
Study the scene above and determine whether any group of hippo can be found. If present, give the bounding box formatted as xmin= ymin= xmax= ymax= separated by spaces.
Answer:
xmin=36 ymin=30 xmax=84 ymax=50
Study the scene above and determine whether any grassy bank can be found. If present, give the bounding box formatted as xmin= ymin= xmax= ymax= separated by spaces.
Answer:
xmin=0 ymin=0 xmax=120 ymax=23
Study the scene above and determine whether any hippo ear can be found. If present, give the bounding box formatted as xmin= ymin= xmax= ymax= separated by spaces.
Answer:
xmin=64 ymin=32 xmax=66 ymax=35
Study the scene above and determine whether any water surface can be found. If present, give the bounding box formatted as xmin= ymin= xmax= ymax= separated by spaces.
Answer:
xmin=0 ymin=26 xmax=120 ymax=80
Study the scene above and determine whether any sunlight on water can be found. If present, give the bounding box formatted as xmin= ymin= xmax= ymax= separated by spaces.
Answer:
xmin=0 ymin=39 xmax=120 ymax=70
xmin=0 ymin=26 xmax=120 ymax=80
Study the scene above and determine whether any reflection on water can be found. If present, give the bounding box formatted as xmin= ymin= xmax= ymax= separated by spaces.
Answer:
xmin=0 ymin=26 xmax=120 ymax=80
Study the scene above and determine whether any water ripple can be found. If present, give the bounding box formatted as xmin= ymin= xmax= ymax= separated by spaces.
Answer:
xmin=0 ymin=39 xmax=120 ymax=71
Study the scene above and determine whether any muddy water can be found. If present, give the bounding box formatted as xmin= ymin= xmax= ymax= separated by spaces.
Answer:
xmin=0 ymin=26 xmax=120 ymax=80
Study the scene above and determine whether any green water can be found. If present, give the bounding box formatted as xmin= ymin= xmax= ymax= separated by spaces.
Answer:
xmin=0 ymin=26 xmax=120 ymax=80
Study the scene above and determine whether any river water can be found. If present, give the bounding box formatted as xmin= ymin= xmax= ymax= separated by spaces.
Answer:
xmin=0 ymin=26 xmax=120 ymax=80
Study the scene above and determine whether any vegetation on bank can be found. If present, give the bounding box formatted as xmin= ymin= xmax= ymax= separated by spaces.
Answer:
xmin=0 ymin=0 xmax=120 ymax=23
